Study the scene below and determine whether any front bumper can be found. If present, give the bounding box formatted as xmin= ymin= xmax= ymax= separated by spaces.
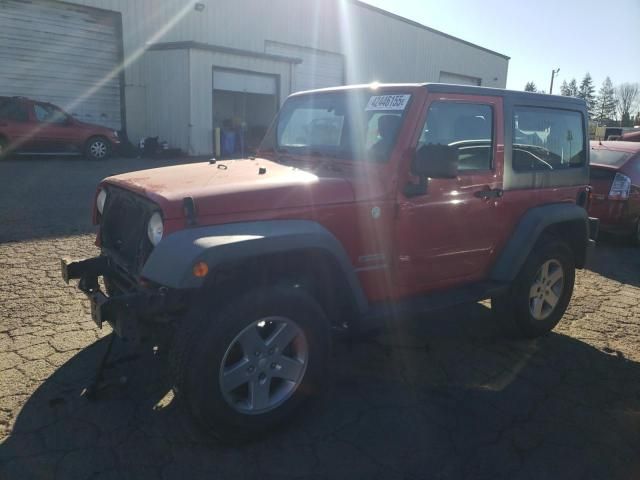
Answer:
xmin=61 ymin=256 xmax=189 ymax=342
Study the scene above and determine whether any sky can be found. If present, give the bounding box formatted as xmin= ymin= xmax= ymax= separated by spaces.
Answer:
xmin=360 ymin=0 xmax=640 ymax=93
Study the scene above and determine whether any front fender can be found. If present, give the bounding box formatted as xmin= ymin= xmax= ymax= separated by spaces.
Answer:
xmin=141 ymin=220 xmax=368 ymax=313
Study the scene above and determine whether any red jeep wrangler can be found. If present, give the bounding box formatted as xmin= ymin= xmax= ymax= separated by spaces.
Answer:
xmin=62 ymin=84 xmax=598 ymax=441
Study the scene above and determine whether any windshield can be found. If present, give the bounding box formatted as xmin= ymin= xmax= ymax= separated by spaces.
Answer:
xmin=590 ymin=148 xmax=633 ymax=167
xmin=265 ymin=91 xmax=411 ymax=162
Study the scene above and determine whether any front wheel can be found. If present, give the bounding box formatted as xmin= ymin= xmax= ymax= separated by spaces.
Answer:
xmin=85 ymin=136 xmax=111 ymax=160
xmin=0 ymin=138 xmax=8 ymax=160
xmin=173 ymin=287 xmax=330 ymax=443
xmin=492 ymin=238 xmax=575 ymax=338
xmin=631 ymin=218 xmax=640 ymax=247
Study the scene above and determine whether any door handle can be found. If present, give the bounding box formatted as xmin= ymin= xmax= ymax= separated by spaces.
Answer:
xmin=474 ymin=188 xmax=503 ymax=199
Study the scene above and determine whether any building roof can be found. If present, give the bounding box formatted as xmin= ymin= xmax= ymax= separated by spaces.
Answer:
xmin=352 ymin=1 xmax=510 ymax=60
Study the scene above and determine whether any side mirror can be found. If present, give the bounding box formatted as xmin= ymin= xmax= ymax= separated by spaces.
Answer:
xmin=412 ymin=144 xmax=458 ymax=178
xmin=404 ymin=144 xmax=458 ymax=197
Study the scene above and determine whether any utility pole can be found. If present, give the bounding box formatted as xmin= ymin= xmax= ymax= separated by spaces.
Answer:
xmin=549 ymin=68 xmax=560 ymax=94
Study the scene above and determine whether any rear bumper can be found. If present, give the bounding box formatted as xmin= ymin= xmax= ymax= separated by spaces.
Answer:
xmin=61 ymin=256 xmax=190 ymax=342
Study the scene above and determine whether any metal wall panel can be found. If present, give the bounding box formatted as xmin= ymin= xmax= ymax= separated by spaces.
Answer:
xmin=144 ymin=49 xmax=190 ymax=151
xmin=439 ymin=71 xmax=482 ymax=86
xmin=65 ymin=0 xmax=509 ymax=150
xmin=70 ymin=0 xmax=508 ymax=89
xmin=265 ymin=41 xmax=344 ymax=92
xmin=0 ymin=0 xmax=122 ymax=129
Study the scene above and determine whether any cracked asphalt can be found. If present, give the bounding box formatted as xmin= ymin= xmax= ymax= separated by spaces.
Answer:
xmin=1 ymin=157 xmax=640 ymax=479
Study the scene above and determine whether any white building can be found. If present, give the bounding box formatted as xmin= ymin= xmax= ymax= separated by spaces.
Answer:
xmin=0 ymin=0 xmax=509 ymax=155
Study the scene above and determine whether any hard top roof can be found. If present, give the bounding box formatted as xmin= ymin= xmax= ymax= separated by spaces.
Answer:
xmin=291 ymin=83 xmax=587 ymax=107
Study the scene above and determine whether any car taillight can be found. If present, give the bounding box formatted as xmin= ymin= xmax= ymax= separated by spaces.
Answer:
xmin=608 ymin=173 xmax=631 ymax=200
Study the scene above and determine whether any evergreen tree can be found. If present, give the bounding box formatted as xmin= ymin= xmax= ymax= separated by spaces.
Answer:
xmin=568 ymin=79 xmax=579 ymax=97
xmin=594 ymin=77 xmax=617 ymax=124
xmin=578 ymin=73 xmax=596 ymax=118
xmin=560 ymin=80 xmax=570 ymax=96
xmin=524 ymin=82 xmax=537 ymax=92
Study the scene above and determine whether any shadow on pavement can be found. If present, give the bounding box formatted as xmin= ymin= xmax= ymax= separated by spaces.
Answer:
xmin=587 ymin=234 xmax=640 ymax=287
xmin=2 ymin=303 xmax=639 ymax=479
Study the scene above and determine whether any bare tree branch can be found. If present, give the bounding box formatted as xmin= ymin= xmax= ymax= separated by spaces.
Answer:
xmin=615 ymin=83 xmax=640 ymax=125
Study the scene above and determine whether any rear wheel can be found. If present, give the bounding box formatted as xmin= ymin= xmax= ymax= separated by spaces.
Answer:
xmin=631 ymin=219 xmax=640 ymax=247
xmin=0 ymin=137 xmax=8 ymax=159
xmin=85 ymin=136 xmax=111 ymax=160
xmin=171 ymin=286 xmax=330 ymax=443
xmin=492 ymin=238 xmax=575 ymax=338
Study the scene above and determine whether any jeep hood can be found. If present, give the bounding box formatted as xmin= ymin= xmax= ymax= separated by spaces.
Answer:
xmin=103 ymin=159 xmax=356 ymax=220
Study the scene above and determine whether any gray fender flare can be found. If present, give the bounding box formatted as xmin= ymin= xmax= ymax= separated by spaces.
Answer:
xmin=490 ymin=203 xmax=589 ymax=282
xmin=141 ymin=220 xmax=368 ymax=313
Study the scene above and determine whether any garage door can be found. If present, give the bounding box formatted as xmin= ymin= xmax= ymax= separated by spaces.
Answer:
xmin=439 ymin=71 xmax=482 ymax=86
xmin=0 ymin=0 xmax=122 ymax=129
xmin=213 ymin=70 xmax=277 ymax=95
xmin=266 ymin=41 xmax=344 ymax=93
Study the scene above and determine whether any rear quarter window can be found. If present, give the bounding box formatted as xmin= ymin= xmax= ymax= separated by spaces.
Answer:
xmin=0 ymin=99 xmax=28 ymax=122
xmin=512 ymin=107 xmax=585 ymax=172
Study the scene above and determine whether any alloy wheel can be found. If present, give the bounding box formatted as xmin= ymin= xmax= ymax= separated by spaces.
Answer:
xmin=219 ymin=316 xmax=308 ymax=415
xmin=90 ymin=141 xmax=107 ymax=159
xmin=529 ymin=259 xmax=564 ymax=321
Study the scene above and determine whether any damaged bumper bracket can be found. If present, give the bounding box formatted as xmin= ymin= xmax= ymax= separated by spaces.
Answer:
xmin=61 ymin=256 xmax=187 ymax=343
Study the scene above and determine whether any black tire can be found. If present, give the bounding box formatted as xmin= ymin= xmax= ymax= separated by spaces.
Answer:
xmin=85 ymin=136 xmax=111 ymax=160
xmin=0 ymin=137 xmax=8 ymax=160
xmin=630 ymin=219 xmax=640 ymax=247
xmin=492 ymin=238 xmax=575 ymax=338
xmin=171 ymin=286 xmax=330 ymax=443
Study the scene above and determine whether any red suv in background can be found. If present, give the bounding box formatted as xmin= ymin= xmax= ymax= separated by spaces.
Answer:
xmin=0 ymin=96 xmax=120 ymax=160
xmin=589 ymin=141 xmax=640 ymax=245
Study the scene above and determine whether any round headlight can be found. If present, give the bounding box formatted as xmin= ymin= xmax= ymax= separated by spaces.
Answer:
xmin=147 ymin=212 xmax=164 ymax=246
xmin=96 ymin=189 xmax=107 ymax=214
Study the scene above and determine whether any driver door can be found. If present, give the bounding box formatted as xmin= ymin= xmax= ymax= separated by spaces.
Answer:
xmin=394 ymin=94 xmax=505 ymax=296
xmin=33 ymin=103 xmax=75 ymax=153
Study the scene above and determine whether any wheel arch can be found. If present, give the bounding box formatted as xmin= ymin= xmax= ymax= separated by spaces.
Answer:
xmin=141 ymin=220 xmax=369 ymax=321
xmin=491 ymin=203 xmax=589 ymax=282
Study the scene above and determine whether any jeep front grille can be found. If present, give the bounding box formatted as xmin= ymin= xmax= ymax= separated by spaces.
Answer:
xmin=100 ymin=187 xmax=155 ymax=274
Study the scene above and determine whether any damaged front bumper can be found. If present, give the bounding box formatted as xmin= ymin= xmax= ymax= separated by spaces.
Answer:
xmin=61 ymin=256 xmax=189 ymax=343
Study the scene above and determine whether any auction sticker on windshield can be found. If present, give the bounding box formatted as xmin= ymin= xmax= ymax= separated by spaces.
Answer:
xmin=366 ymin=94 xmax=411 ymax=111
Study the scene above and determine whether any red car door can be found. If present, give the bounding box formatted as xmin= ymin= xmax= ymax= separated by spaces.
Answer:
xmin=32 ymin=103 xmax=78 ymax=153
xmin=0 ymin=98 xmax=37 ymax=153
xmin=393 ymin=94 xmax=505 ymax=296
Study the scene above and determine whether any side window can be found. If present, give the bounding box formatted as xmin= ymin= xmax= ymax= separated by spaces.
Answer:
xmin=0 ymin=100 xmax=28 ymax=122
xmin=34 ymin=104 xmax=51 ymax=123
xmin=512 ymin=107 xmax=585 ymax=171
xmin=417 ymin=102 xmax=493 ymax=171
xmin=33 ymin=104 xmax=67 ymax=124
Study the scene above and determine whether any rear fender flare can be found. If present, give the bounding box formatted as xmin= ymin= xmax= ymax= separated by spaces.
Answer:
xmin=490 ymin=203 xmax=589 ymax=282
